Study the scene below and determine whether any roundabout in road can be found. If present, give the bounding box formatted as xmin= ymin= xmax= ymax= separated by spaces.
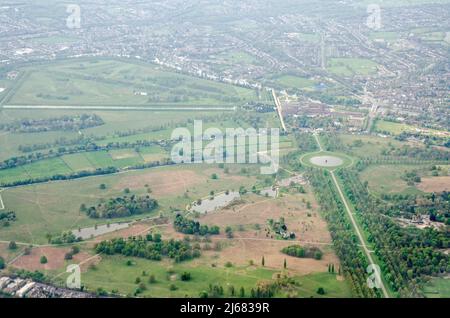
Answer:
xmin=309 ymin=155 xmax=343 ymax=167
xmin=300 ymin=151 xmax=353 ymax=170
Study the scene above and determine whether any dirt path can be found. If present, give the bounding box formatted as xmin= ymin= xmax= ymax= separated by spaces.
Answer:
xmin=0 ymin=188 xmax=4 ymax=210
xmin=271 ymin=89 xmax=287 ymax=132
xmin=313 ymin=133 xmax=323 ymax=152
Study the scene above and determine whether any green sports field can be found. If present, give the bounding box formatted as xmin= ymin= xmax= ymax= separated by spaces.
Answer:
xmin=274 ymin=75 xmax=317 ymax=90
xmin=327 ymin=58 xmax=380 ymax=77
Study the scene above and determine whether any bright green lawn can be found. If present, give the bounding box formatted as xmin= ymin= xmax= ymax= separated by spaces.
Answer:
xmin=275 ymin=75 xmax=316 ymax=90
xmin=422 ymin=277 xmax=450 ymax=298
xmin=327 ymin=58 xmax=379 ymax=76
xmin=61 ymin=153 xmax=96 ymax=171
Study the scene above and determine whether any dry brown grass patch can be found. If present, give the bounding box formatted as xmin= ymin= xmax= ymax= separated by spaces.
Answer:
xmin=417 ymin=176 xmax=450 ymax=192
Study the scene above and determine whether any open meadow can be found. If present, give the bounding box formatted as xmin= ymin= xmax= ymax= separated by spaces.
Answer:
xmin=327 ymin=58 xmax=380 ymax=77
xmin=3 ymin=183 xmax=352 ymax=298
xmin=6 ymin=59 xmax=265 ymax=108
xmin=0 ymin=163 xmax=263 ymax=244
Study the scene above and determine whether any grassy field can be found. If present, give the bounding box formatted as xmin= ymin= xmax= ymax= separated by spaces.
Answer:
xmin=0 ymin=109 xmax=283 ymax=186
xmin=0 ymin=163 xmax=261 ymax=244
xmin=0 ymin=157 xmax=77 ymax=184
xmin=0 ymin=109 xmax=279 ymax=164
xmin=61 ymin=153 xmax=96 ymax=171
xmin=359 ymin=164 xmax=426 ymax=195
xmin=60 ymin=254 xmax=351 ymax=298
xmin=369 ymin=31 xmax=401 ymax=42
xmin=0 ymin=128 xmax=78 ymax=161
xmin=0 ymin=109 xmax=223 ymax=161
xmin=339 ymin=134 xmax=407 ymax=158
xmin=274 ymin=75 xmax=317 ymax=90
xmin=0 ymin=127 xmax=286 ymax=186
xmin=375 ymin=119 xmax=449 ymax=137
xmin=0 ymin=149 xmax=150 ymax=185
xmin=0 ymin=58 xmax=277 ymax=165
xmin=7 ymin=59 xmax=264 ymax=107
xmin=375 ymin=120 xmax=416 ymax=135
xmin=218 ymin=50 xmax=260 ymax=65
xmin=327 ymin=58 xmax=379 ymax=77
xmin=138 ymin=146 xmax=169 ymax=163
xmin=422 ymin=277 xmax=450 ymax=298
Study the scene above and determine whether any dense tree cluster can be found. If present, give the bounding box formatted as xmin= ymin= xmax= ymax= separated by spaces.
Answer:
xmin=267 ymin=218 xmax=295 ymax=240
xmin=95 ymin=236 xmax=201 ymax=262
xmin=281 ymin=151 xmax=303 ymax=171
xmin=380 ymin=145 xmax=449 ymax=162
xmin=85 ymin=195 xmax=158 ymax=218
xmin=358 ymin=157 xmax=444 ymax=168
xmin=289 ymin=132 xmax=319 ymax=153
xmin=381 ymin=192 xmax=450 ymax=225
xmin=11 ymin=269 xmax=47 ymax=283
xmin=288 ymin=115 xmax=335 ymax=130
xmin=337 ymin=169 xmax=450 ymax=297
xmin=173 ymin=214 xmax=220 ymax=236
xmin=307 ymin=169 xmax=380 ymax=298
xmin=0 ymin=211 xmax=16 ymax=226
xmin=401 ymin=170 xmax=421 ymax=185
xmin=281 ymin=245 xmax=323 ymax=260
xmin=321 ymin=133 xmax=347 ymax=152
xmin=204 ymin=278 xmax=291 ymax=298
xmin=395 ymin=132 xmax=449 ymax=148
xmin=243 ymin=102 xmax=275 ymax=113
xmin=48 ymin=231 xmax=80 ymax=244
xmin=0 ymin=114 xmax=104 ymax=133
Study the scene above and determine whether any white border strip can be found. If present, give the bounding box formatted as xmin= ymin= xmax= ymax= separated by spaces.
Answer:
xmin=0 ymin=189 xmax=5 ymax=210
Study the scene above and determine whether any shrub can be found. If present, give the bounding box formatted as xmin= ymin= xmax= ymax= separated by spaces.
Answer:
xmin=148 ymin=275 xmax=156 ymax=284
xmin=8 ymin=241 xmax=17 ymax=250
xmin=40 ymin=256 xmax=48 ymax=264
xmin=180 ymin=272 xmax=191 ymax=281
xmin=71 ymin=246 xmax=80 ymax=254
xmin=64 ymin=253 xmax=73 ymax=260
